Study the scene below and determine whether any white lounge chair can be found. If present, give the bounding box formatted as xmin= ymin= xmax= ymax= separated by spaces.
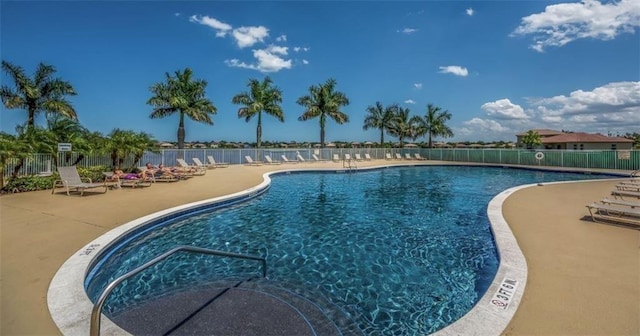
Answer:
xmin=192 ymin=157 xmax=214 ymax=170
xmin=177 ymin=158 xmax=206 ymax=176
xmin=601 ymin=198 xmax=639 ymax=208
xmin=586 ymin=202 xmax=640 ymax=226
xmin=296 ymin=154 xmax=309 ymax=163
xmin=395 ymin=153 xmax=403 ymax=160
xmin=332 ymin=154 xmax=340 ymax=162
xmin=312 ymin=154 xmax=327 ymax=162
xmin=53 ymin=166 xmax=108 ymax=196
xmin=611 ymin=190 xmax=640 ymax=199
xmin=245 ymin=155 xmax=262 ymax=166
xmin=207 ymin=155 xmax=229 ymax=168
xmin=281 ymin=155 xmax=298 ymax=164
xmin=344 ymin=154 xmax=352 ymax=161
xmin=354 ymin=154 xmax=364 ymax=161
xmin=385 ymin=153 xmax=393 ymax=160
xmin=404 ymin=153 xmax=413 ymax=160
xmin=364 ymin=153 xmax=372 ymax=161
xmin=414 ymin=153 xmax=427 ymax=160
xmin=264 ymin=155 xmax=282 ymax=165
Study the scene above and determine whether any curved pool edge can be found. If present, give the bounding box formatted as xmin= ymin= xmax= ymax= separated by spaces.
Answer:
xmin=46 ymin=164 xmax=622 ymax=335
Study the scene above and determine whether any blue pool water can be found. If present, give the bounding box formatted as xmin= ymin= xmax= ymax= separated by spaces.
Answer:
xmin=85 ymin=166 xmax=610 ymax=335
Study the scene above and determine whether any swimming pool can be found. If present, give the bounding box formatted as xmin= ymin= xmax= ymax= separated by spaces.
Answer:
xmin=85 ymin=166 xmax=610 ymax=335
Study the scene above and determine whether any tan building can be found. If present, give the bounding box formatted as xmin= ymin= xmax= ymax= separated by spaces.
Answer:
xmin=516 ymin=129 xmax=564 ymax=148
xmin=541 ymin=132 xmax=634 ymax=150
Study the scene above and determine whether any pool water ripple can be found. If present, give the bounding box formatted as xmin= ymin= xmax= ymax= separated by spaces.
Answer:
xmin=86 ymin=166 xmax=608 ymax=335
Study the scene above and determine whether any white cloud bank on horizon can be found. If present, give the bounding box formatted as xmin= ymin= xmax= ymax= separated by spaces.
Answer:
xmin=438 ymin=65 xmax=469 ymax=77
xmin=511 ymin=0 xmax=640 ymax=52
xmin=190 ymin=14 xmax=303 ymax=73
xmin=456 ymin=81 xmax=640 ymax=141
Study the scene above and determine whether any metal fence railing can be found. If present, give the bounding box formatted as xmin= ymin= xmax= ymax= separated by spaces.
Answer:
xmin=3 ymin=148 xmax=639 ymax=183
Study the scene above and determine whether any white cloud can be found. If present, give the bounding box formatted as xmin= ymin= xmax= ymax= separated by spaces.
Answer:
xmin=481 ymin=98 xmax=529 ymax=119
xmin=293 ymin=46 xmax=309 ymax=52
xmin=175 ymin=13 xmax=181 ymax=17
xmin=302 ymin=59 xmax=309 ymax=65
xmin=404 ymin=99 xmax=416 ymax=104
xmin=466 ymin=8 xmax=474 ymax=16
xmin=511 ymin=0 xmax=640 ymax=52
xmin=225 ymin=48 xmax=292 ymax=73
xmin=276 ymin=35 xmax=287 ymax=42
xmin=266 ymin=44 xmax=288 ymax=55
xmin=438 ymin=65 xmax=469 ymax=77
xmin=414 ymin=83 xmax=423 ymax=89
xmin=232 ymin=26 xmax=269 ymax=48
xmin=398 ymin=28 xmax=418 ymax=34
xmin=189 ymin=15 xmax=232 ymax=37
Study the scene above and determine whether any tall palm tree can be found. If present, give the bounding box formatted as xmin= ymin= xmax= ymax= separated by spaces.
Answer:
xmin=232 ymin=77 xmax=284 ymax=148
xmin=0 ymin=132 xmax=32 ymax=186
xmin=0 ymin=61 xmax=77 ymax=128
xmin=363 ymin=102 xmax=397 ymax=146
xmin=297 ymin=78 xmax=350 ymax=147
xmin=147 ymin=68 xmax=216 ymax=149
xmin=423 ymin=103 xmax=454 ymax=148
xmin=387 ymin=107 xmax=423 ymax=148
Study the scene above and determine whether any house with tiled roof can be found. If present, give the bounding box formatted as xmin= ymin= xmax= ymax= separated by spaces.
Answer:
xmin=541 ymin=132 xmax=634 ymax=150
xmin=515 ymin=129 xmax=564 ymax=148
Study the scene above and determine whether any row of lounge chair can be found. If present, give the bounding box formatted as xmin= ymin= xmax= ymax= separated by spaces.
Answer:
xmin=585 ymin=179 xmax=640 ymax=227
xmin=244 ymin=152 xmax=429 ymax=165
xmin=52 ymin=156 xmax=228 ymax=196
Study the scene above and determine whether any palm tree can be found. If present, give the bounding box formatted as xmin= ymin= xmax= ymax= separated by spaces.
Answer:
xmin=104 ymin=129 xmax=156 ymax=170
xmin=297 ymin=78 xmax=350 ymax=147
xmin=0 ymin=61 xmax=77 ymax=128
xmin=363 ymin=102 xmax=397 ymax=146
xmin=387 ymin=107 xmax=423 ymax=147
xmin=232 ymin=77 xmax=284 ymax=148
xmin=521 ymin=130 xmax=542 ymax=149
xmin=423 ymin=104 xmax=454 ymax=148
xmin=0 ymin=132 xmax=32 ymax=187
xmin=147 ymin=68 xmax=216 ymax=149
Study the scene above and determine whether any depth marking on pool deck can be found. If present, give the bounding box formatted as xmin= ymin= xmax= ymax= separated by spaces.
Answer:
xmin=490 ymin=278 xmax=519 ymax=310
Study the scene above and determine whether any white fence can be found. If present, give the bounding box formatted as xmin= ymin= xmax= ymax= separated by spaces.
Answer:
xmin=3 ymin=148 xmax=639 ymax=183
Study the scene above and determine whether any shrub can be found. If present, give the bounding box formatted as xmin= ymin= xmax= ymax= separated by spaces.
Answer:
xmin=1 ymin=175 xmax=59 ymax=193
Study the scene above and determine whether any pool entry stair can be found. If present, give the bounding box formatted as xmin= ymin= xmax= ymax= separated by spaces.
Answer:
xmin=91 ymin=245 xmax=362 ymax=335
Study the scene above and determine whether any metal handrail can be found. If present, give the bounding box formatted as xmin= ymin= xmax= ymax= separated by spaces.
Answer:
xmin=90 ymin=245 xmax=267 ymax=336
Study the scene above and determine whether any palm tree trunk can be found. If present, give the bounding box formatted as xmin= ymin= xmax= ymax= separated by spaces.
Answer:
xmin=428 ymin=132 xmax=433 ymax=148
xmin=28 ymin=108 xmax=36 ymax=128
xmin=177 ymin=113 xmax=185 ymax=149
xmin=11 ymin=158 xmax=24 ymax=178
xmin=256 ymin=112 xmax=262 ymax=148
xmin=380 ymin=129 xmax=384 ymax=147
xmin=320 ymin=126 xmax=325 ymax=148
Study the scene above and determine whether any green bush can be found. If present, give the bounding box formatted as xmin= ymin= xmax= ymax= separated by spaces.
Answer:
xmin=1 ymin=175 xmax=59 ymax=193
xmin=77 ymin=165 xmax=110 ymax=182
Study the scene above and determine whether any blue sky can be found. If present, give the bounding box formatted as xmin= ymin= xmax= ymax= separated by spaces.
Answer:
xmin=1 ymin=0 xmax=639 ymax=144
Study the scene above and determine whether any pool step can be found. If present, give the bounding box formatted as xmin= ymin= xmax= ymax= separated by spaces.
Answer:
xmin=109 ymin=279 xmax=361 ymax=335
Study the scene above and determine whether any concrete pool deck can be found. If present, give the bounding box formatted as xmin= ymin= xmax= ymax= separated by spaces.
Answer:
xmin=1 ymin=160 xmax=638 ymax=335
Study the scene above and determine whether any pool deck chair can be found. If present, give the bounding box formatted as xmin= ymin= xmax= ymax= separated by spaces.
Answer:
xmin=53 ymin=166 xmax=108 ymax=196
xmin=245 ymin=155 xmax=262 ymax=166
xmin=264 ymin=155 xmax=282 ymax=165
xmin=354 ymin=154 xmax=364 ymax=161
xmin=601 ymin=198 xmax=639 ymax=208
xmin=414 ymin=153 xmax=427 ymax=160
xmin=312 ymin=154 xmax=327 ymax=162
xmin=617 ymin=183 xmax=640 ymax=192
xmin=385 ymin=153 xmax=393 ymax=160
xmin=404 ymin=153 xmax=413 ymax=160
xmin=586 ymin=202 xmax=640 ymax=226
xmin=364 ymin=153 xmax=372 ymax=161
xmin=281 ymin=155 xmax=298 ymax=164
xmin=207 ymin=155 xmax=229 ymax=168
xmin=177 ymin=158 xmax=206 ymax=176
xmin=344 ymin=154 xmax=353 ymax=161
xmin=611 ymin=190 xmax=640 ymax=199
xmin=193 ymin=157 xmax=214 ymax=169
xmin=296 ymin=154 xmax=309 ymax=163
xmin=395 ymin=153 xmax=403 ymax=160
xmin=332 ymin=154 xmax=340 ymax=162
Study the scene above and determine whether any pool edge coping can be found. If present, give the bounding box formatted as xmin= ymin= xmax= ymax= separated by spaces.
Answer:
xmin=46 ymin=164 xmax=626 ymax=335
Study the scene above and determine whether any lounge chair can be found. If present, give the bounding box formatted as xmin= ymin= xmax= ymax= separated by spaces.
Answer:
xmin=611 ymin=190 xmax=640 ymax=199
xmin=104 ymin=171 xmax=152 ymax=188
xmin=281 ymin=155 xmax=298 ymax=164
xmin=364 ymin=153 xmax=372 ymax=161
xmin=344 ymin=154 xmax=352 ymax=161
xmin=53 ymin=166 xmax=108 ymax=196
xmin=395 ymin=153 xmax=403 ymax=160
xmin=385 ymin=153 xmax=393 ymax=160
xmin=312 ymin=154 xmax=327 ymax=162
xmin=586 ymin=202 xmax=640 ymax=226
xmin=414 ymin=153 xmax=427 ymax=160
xmin=245 ymin=155 xmax=262 ymax=166
xmin=601 ymin=198 xmax=639 ymax=208
xmin=193 ymin=157 xmax=214 ymax=169
xmin=354 ymin=154 xmax=364 ymax=161
xmin=207 ymin=155 xmax=229 ymax=168
xmin=264 ymin=155 xmax=282 ymax=165
xmin=404 ymin=153 xmax=413 ymax=160
xmin=296 ymin=154 xmax=309 ymax=163
xmin=177 ymin=158 xmax=206 ymax=176
xmin=141 ymin=166 xmax=182 ymax=182
xmin=332 ymin=154 xmax=340 ymax=162
xmin=616 ymin=184 xmax=640 ymax=192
